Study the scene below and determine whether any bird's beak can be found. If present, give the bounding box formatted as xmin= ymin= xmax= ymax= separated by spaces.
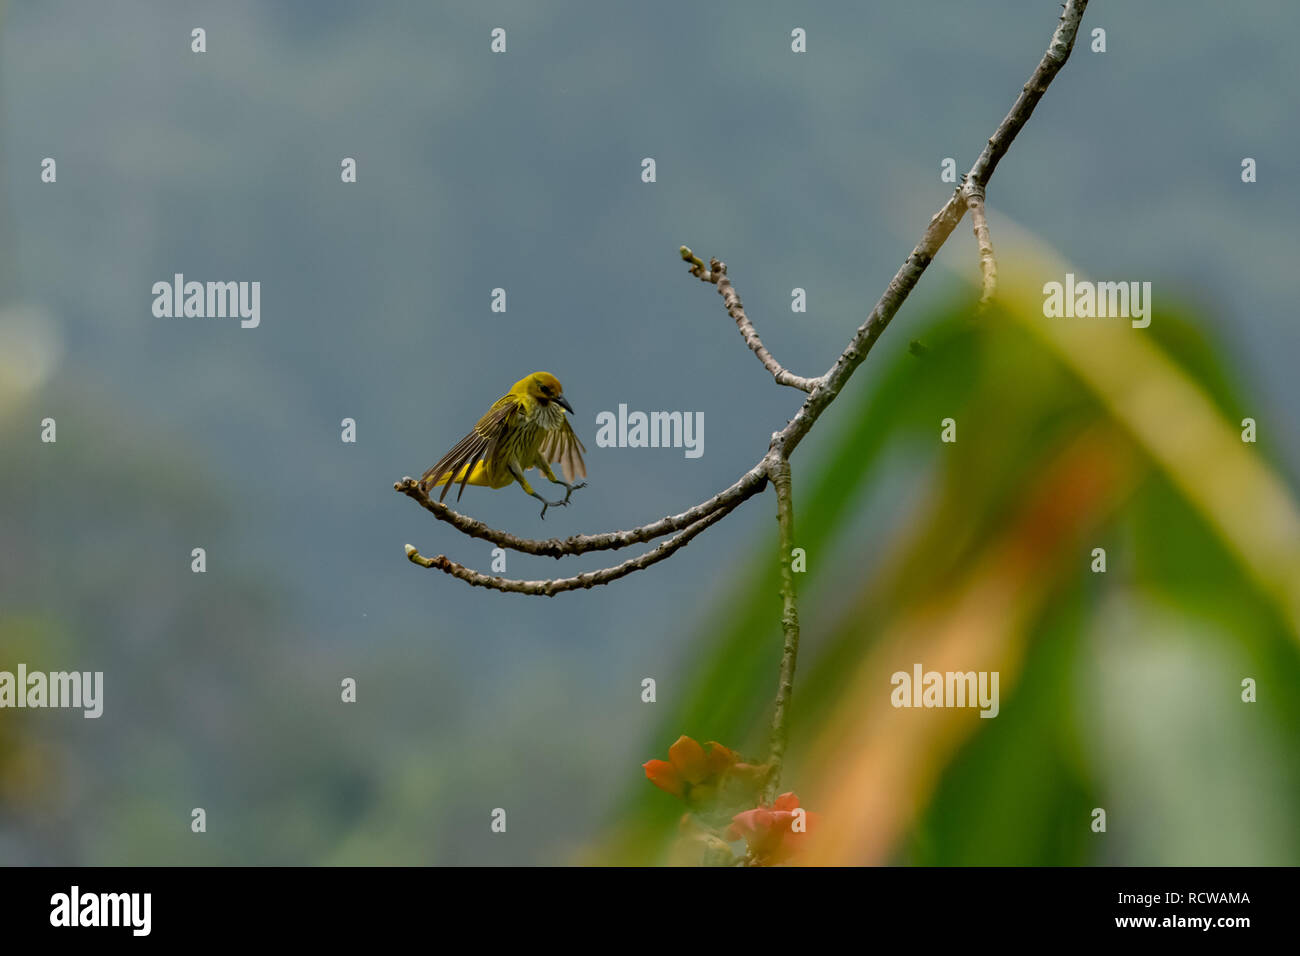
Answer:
xmin=556 ymin=395 xmax=574 ymax=413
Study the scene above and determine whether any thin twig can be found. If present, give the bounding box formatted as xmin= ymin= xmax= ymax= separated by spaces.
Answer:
xmin=394 ymin=466 xmax=767 ymax=557
xmin=681 ymin=246 xmax=820 ymax=392
xmin=762 ymin=455 xmax=802 ymax=804
xmin=962 ymin=180 xmax=997 ymax=307
xmin=403 ymin=499 xmax=739 ymax=595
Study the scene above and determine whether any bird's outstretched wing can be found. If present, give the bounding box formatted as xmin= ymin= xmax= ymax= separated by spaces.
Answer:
xmin=539 ymin=416 xmax=587 ymax=483
xmin=421 ymin=395 xmax=521 ymax=501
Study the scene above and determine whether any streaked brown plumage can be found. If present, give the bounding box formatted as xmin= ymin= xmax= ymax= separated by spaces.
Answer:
xmin=419 ymin=371 xmax=586 ymax=518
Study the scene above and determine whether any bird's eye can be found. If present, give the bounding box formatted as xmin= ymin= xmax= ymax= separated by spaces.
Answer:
xmin=541 ymin=385 xmax=552 ymax=395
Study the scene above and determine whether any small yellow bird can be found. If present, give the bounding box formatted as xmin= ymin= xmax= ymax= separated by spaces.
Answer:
xmin=419 ymin=371 xmax=587 ymax=518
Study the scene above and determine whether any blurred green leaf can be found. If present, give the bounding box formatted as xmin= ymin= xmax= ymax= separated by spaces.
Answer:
xmin=593 ymin=281 xmax=1300 ymax=865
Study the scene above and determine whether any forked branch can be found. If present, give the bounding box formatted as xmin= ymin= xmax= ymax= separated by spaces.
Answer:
xmin=402 ymin=495 xmax=741 ymax=597
xmin=396 ymin=0 xmax=1090 ymax=597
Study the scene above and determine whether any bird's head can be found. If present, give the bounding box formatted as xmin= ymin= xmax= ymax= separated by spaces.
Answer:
xmin=520 ymin=371 xmax=573 ymax=413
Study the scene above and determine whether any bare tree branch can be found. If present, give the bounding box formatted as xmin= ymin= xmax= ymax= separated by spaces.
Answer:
xmin=681 ymin=246 xmax=820 ymax=393
xmin=392 ymin=0 xmax=1090 ymax=872
xmin=394 ymin=466 xmax=767 ymax=557
xmin=969 ymin=1 xmax=1087 ymax=189
xmin=768 ymin=0 xmax=1088 ymax=462
xmin=396 ymin=0 xmax=1090 ymax=597
xmin=762 ymin=455 xmax=802 ymax=803
xmin=402 ymin=497 xmax=739 ymax=595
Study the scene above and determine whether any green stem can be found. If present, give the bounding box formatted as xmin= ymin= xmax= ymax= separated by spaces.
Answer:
xmin=763 ymin=455 xmax=801 ymax=804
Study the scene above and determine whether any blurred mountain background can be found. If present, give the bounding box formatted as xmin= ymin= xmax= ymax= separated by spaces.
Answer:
xmin=1 ymin=1 xmax=1297 ymax=864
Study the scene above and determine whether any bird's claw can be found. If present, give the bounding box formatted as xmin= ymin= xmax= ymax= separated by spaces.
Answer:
xmin=538 ymin=497 xmax=568 ymax=519
xmin=562 ymin=481 xmax=588 ymax=505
